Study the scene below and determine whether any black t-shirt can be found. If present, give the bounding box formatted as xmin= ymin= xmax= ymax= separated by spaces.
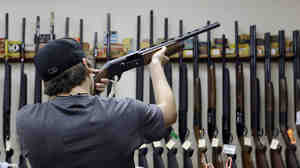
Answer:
xmin=16 ymin=95 xmax=167 ymax=168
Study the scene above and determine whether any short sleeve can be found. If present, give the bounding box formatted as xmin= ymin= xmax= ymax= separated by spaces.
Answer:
xmin=134 ymin=100 xmax=168 ymax=142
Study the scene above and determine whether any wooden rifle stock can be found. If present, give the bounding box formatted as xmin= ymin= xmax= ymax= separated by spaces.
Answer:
xmin=194 ymin=78 xmax=207 ymax=168
xmin=207 ymin=65 xmax=216 ymax=140
xmin=270 ymin=148 xmax=285 ymax=168
xmin=280 ymin=78 xmax=300 ymax=168
xmin=239 ymin=138 xmax=254 ymax=168
xmin=94 ymin=42 xmax=184 ymax=83
xmin=254 ymin=79 xmax=269 ymax=168
xmin=212 ymin=147 xmax=224 ymax=168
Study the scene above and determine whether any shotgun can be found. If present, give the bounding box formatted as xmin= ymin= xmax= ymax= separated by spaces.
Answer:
xmin=264 ymin=32 xmax=285 ymax=168
xmin=34 ymin=16 xmax=42 ymax=104
xmin=293 ymin=30 xmax=300 ymax=137
xmin=3 ymin=12 xmax=14 ymax=164
xmin=221 ymin=34 xmax=237 ymax=168
xmin=50 ymin=12 xmax=55 ymax=40
xmin=65 ymin=17 xmax=70 ymax=38
xmin=79 ymin=19 xmax=83 ymax=47
xmin=278 ymin=30 xmax=300 ymax=168
xmin=149 ymin=10 xmax=165 ymax=168
xmin=250 ymin=25 xmax=269 ymax=168
xmin=106 ymin=13 xmax=113 ymax=97
xmin=235 ymin=21 xmax=254 ymax=168
xmin=136 ymin=15 xmax=149 ymax=168
xmin=94 ymin=22 xmax=220 ymax=83
xmin=18 ymin=17 xmax=28 ymax=168
xmin=206 ymin=21 xmax=223 ymax=168
xmin=163 ymin=17 xmax=179 ymax=168
xmin=178 ymin=20 xmax=194 ymax=168
xmin=193 ymin=35 xmax=211 ymax=168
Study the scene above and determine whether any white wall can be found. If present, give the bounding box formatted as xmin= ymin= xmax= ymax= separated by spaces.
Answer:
xmin=0 ymin=0 xmax=300 ymax=167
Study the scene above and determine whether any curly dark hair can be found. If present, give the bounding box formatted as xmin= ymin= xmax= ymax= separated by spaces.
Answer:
xmin=44 ymin=63 xmax=89 ymax=96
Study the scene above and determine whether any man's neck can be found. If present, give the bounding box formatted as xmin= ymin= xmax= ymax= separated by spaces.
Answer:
xmin=57 ymin=86 xmax=90 ymax=97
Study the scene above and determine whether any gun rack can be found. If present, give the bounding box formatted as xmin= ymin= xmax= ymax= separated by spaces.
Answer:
xmin=0 ymin=53 xmax=295 ymax=63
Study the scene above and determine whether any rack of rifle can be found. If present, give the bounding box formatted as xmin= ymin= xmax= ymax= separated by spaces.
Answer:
xmin=0 ymin=14 xmax=297 ymax=63
xmin=2 ymin=10 xmax=300 ymax=168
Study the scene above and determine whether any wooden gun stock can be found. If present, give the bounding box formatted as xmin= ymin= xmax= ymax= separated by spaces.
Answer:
xmin=279 ymin=78 xmax=288 ymax=126
xmin=254 ymin=136 xmax=269 ymax=168
xmin=241 ymin=145 xmax=254 ymax=168
xmin=207 ymin=65 xmax=216 ymax=140
xmin=270 ymin=148 xmax=285 ymax=168
xmin=212 ymin=147 xmax=224 ymax=168
xmin=94 ymin=42 xmax=184 ymax=83
xmin=285 ymin=143 xmax=300 ymax=168
xmin=265 ymin=81 xmax=275 ymax=142
xmin=208 ymin=65 xmax=216 ymax=109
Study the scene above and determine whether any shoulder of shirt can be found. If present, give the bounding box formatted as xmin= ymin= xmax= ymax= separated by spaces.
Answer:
xmin=94 ymin=95 xmax=137 ymax=105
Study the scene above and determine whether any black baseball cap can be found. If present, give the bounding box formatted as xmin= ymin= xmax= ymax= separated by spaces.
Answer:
xmin=34 ymin=38 xmax=86 ymax=81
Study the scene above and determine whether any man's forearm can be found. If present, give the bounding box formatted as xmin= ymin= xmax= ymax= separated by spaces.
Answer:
xmin=149 ymin=60 xmax=177 ymax=125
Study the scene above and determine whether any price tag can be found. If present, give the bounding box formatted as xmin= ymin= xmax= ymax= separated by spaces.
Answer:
xmin=198 ymin=139 xmax=206 ymax=148
xmin=182 ymin=140 xmax=191 ymax=150
xmin=228 ymin=48 xmax=235 ymax=54
xmin=296 ymin=111 xmax=300 ymax=125
xmin=166 ymin=140 xmax=176 ymax=150
xmin=139 ymin=144 xmax=147 ymax=149
xmin=184 ymin=50 xmax=193 ymax=56
xmin=212 ymin=49 xmax=220 ymax=56
xmin=270 ymin=139 xmax=279 ymax=150
xmin=223 ymin=144 xmax=236 ymax=155
xmin=212 ymin=138 xmax=219 ymax=147
xmin=258 ymin=49 xmax=263 ymax=55
xmin=153 ymin=141 xmax=162 ymax=148
xmin=5 ymin=141 xmax=11 ymax=151
xmin=271 ymin=48 xmax=277 ymax=56
xmin=244 ymin=137 xmax=252 ymax=146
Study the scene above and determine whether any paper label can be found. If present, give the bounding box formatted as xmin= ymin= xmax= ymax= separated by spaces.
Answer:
xmin=166 ymin=140 xmax=176 ymax=150
xmin=296 ymin=111 xmax=300 ymax=125
xmin=212 ymin=49 xmax=220 ymax=56
xmin=270 ymin=139 xmax=279 ymax=150
xmin=212 ymin=138 xmax=219 ymax=147
xmin=182 ymin=140 xmax=191 ymax=150
xmin=226 ymin=48 xmax=235 ymax=55
xmin=139 ymin=144 xmax=147 ymax=149
xmin=244 ymin=137 xmax=252 ymax=146
xmin=258 ymin=49 xmax=263 ymax=55
xmin=223 ymin=144 xmax=236 ymax=155
xmin=198 ymin=139 xmax=206 ymax=148
xmin=5 ymin=141 xmax=11 ymax=151
xmin=153 ymin=141 xmax=162 ymax=148
xmin=271 ymin=48 xmax=277 ymax=56
xmin=184 ymin=50 xmax=193 ymax=56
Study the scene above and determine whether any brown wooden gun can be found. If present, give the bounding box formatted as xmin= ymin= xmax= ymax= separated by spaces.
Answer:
xmin=94 ymin=22 xmax=220 ymax=84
